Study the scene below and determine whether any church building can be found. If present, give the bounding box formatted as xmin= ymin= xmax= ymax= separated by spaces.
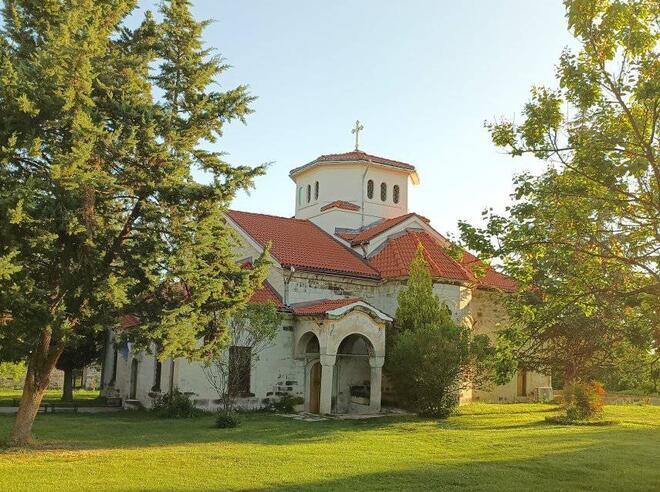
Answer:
xmin=102 ymin=129 xmax=551 ymax=414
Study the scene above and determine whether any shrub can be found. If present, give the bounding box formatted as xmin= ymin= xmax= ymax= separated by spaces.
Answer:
xmin=151 ymin=390 xmax=200 ymax=418
xmin=387 ymin=324 xmax=467 ymax=419
xmin=215 ymin=410 xmax=240 ymax=428
xmin=562 ymin=382 xmax=605 ymax=421
xmin=262 ymin=394 xmax=304 ymax=413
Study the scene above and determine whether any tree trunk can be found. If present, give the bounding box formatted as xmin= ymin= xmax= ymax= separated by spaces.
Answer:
xmin=8 ymin=328 xmax=63 ymax=447
xmin=62 ymin=368 xmax=74 ymax=402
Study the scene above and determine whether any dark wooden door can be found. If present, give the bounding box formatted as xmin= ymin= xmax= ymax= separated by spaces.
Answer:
xmin=309 ymin=362 xmax=321 ymax=413
xmin=129 ymin=359 xmax=138 ymax=399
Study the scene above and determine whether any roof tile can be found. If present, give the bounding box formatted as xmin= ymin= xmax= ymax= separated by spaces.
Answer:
xmin=290 ymin=150 xmax=416 ymax=177
xmin=226 ymin=210 xmax=379 ymax=279
xmin=337 ymin=213 xmax=429 ymax=245
xmin=289 ymin=297 xmax=363 ymax=316
xmin=249 ymin=281 xmax=285 ymax=308
xmin=368 ymin=230 xmax=473 ymax=282
xmin=320 ymin=200 xmax=361 ymax=212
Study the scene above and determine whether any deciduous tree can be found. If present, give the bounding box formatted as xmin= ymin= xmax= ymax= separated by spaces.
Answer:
xmin=459 ymin=0 xmax=658 ymax=384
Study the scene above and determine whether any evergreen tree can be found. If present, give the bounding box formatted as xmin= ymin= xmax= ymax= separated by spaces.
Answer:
xmin=394 ymin=244 xmax=452 ymax=333
xmin=388 ymin=243 xmax=495 ymax=418
xmin=0 ymin=0 xmax=268 ymax=446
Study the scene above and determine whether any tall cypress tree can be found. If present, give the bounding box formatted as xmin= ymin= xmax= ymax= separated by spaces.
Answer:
xmin=395 ymin=244 xmax=453 ymax=333
xmin=0 ymin=0 xmax=268 ymax=446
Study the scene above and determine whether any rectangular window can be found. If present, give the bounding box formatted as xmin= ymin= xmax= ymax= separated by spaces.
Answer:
xmin=152 ymin=360 xmax=162 ymax=392
xmin=228 ymin=346 xmax=251 ymax=397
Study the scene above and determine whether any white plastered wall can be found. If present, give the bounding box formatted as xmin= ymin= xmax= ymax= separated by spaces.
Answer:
xmin=292 ymin=163 xmax=413 ymax=233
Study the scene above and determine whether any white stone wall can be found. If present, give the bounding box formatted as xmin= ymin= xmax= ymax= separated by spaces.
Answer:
xmin=173 ymin=324 xmax=306 ymax=411
xmin=293 ymin=163 xmax=412 ymax=229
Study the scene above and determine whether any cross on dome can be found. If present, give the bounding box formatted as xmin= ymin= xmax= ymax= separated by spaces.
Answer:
xmin=351 ymin=120 xmax=364 ymax=151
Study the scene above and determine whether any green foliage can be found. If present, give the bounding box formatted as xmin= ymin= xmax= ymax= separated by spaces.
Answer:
xmin=262 ymin=394 xmax=304 ymax=413
xmin=595 ymin=342 xmax=659 ymax=395
xmin=215 ymin=410 xmax=240 ymax=428
xmin=388 ymin=325 xmax=465 ymax=418
xmin=561 ymin=382 xmax=606 ymax=422
xmin=394 ymin=244 xmax=452 ymax=334
xmin=0 ymin=0 xmax=269 ymax=437
xmin=460 ymin=0 xmax=659 ymax=384
xmin=388 ymin=245 xmax=495 ymax=418
xmin=151 ymin=389 xmax=200 ymax=418
xmin=0 ymin=361 xmax=26 ymax=386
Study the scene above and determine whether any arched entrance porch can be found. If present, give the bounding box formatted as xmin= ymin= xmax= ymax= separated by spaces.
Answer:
xmin=335 ymin=333 xmax=377 ymax=414
xmin=293 ymin=300 xmax=390 ymax=415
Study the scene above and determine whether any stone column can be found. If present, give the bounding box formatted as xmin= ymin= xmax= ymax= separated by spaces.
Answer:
xmin=369 ymin=356 xmax=385 ymax=413
xmin=319 ymin=354 xmax=336 ymax=415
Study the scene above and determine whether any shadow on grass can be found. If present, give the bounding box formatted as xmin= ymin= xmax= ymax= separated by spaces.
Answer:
xmin=0 ymin=405 xmax=656 ymax=453
xmin=243 ymin=441 xmax=660 ymax=492
xmin=0 ymin=411 xmax=409 ymax=452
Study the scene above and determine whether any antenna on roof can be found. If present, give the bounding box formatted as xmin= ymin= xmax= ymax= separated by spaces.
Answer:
xmin=351 ymin=120 xmax=364 ymax=151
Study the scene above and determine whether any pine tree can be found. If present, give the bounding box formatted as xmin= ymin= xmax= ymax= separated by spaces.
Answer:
xmin=0 ymin=0 xmax=268 ymax=446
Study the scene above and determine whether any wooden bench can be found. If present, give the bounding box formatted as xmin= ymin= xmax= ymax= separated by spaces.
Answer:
xmin=41 ymin=403 xmax=79 ymax=414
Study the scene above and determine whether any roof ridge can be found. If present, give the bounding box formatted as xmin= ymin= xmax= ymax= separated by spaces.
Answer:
xmin=306 ymin=218 xmax=381 ymax=276
xmin=227 ymin=209 xmax=310 ymax=224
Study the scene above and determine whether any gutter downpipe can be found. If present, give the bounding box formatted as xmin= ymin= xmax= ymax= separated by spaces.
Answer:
xmin=283 ymin=266 xmax=296 ymax=307
xmin=361 ymin=162 xmax=372 ymax=228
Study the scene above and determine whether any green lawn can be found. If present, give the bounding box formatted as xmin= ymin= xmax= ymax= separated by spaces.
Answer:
xmin=1 ymin=404 xmax=658 ymax=491
xmin=0 ymin=389 xmax=100 ymax=406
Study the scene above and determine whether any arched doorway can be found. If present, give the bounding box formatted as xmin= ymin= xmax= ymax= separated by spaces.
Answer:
xmin=129 ymin=359 xmax=139 ymax=400
xmin=335 ymin=334 xmax=374 ymax=413
xmin=309 ymin=362 xmax=322 ymax=413
xmin=299 ymin=332 xmax=322 ymax=413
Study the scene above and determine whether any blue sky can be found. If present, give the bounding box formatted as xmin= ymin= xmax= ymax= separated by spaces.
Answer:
xmin=135 ymin=1 xmax=576 ymax=236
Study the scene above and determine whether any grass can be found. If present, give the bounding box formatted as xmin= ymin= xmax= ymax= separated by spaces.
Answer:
xmin=0 ymin=403 xmax=658 ymax=491
xmin=0 ymin=389 xmax=100 ymax=407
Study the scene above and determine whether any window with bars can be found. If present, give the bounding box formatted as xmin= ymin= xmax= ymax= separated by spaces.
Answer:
xmin=228 ymin=346 xmax=251 ymax=397
xmin=380 ymin=182 xmax=387 ymax=201
xmin=393 ymin=185 xmax=400 ymax=204
xmin=314 ymin=181 xmax=319 ymax=200
xmin=367 ymin=179 xmax=374 ymax=199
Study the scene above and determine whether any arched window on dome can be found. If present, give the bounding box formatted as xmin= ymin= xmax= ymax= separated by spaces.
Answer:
xmin=393 ymin=185 xmax=400 ymax=204
xmin=367 ymin=179 xmax=374 ymax=199
xmin=306 ymin=184 xmax=311 ymax=203
xmin=380 ymin=182 xmax=387 ymax=202
xmin=314 ymin=181 xmax=319 ymax=200
xmin=297 ymin=187 xmax=303 ymax=206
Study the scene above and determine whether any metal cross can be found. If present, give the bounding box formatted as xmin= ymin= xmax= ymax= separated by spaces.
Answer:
xmin=351 ymin=120 xmax=364 ymax=151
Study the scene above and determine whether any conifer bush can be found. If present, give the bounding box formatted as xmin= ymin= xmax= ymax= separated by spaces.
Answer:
xmin=151 ymin=390 xmax=200 ymax=418
xmin=215 ymin=410 xmax=240 ymax=428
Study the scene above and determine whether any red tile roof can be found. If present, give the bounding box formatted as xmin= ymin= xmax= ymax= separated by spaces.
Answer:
xmin=228 ymin=210 xmax=516 ymax=292
xmin=290 ymin=150 xmax=416 ymax=177
xmin=320 ymin=200 xmax=361 ymax=212
xmin=226 ymin=210 xmax=379 ymax=279
xmin=249 ymin=281 xmax=285 ymax=308
xmin=119 ymin=314 xmax=140 ymax=330
xmin=368 ymin=231 xmax=473 ymax=282
xmin=459 ymin=252 xmax=518 ymax=292
xmin=337 ymin=213 xmax=430 ymax=245
xmin=289 ymin=297 xmax=363 ymax=316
